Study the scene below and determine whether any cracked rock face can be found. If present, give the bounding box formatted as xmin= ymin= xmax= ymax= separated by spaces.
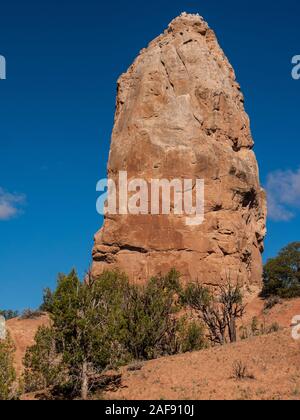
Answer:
xmin=92 ymin=13 xmax=267 ymax=285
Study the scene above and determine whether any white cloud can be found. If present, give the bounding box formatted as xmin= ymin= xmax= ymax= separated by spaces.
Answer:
xmin=266 ymin=168 xmax=300 ymax=221
xmin=0 ymin=188 xmax=26 ymax=221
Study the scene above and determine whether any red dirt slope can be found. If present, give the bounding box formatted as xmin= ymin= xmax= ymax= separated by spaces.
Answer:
xmin=7 ymin=315 xmax=49 ymax=375
xmin=104 ymin=329 xmax=300 ymax=400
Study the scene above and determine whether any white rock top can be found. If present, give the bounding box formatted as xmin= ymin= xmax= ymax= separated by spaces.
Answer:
xmin=0 ymin=315 xmax=6 ymax=340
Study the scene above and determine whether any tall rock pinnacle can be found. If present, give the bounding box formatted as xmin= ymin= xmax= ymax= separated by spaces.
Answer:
xmin=92 ymin=13 xmax=267 ymax=285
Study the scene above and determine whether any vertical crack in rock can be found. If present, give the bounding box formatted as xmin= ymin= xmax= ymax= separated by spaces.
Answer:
xmin=160 ymin=58 xmax=175 ymax=94
xmin=92 ymin=12 xmax=267 ymax=286
xmin=175 ymin=46 xmax=190 ymax=79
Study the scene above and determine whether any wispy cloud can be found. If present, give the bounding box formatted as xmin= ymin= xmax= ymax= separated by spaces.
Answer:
xmin=0 ymin=188 xmax=26 ymax=221
xmin=266 ymin=168 xmax=300 ymax=221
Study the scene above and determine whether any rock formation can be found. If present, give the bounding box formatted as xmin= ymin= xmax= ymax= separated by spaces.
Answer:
xmin=92 ymin=13 xmax=267 ymax=285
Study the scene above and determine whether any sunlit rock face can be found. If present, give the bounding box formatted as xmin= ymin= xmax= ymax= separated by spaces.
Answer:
xmin=92 ymin=13 xmax=267 ymax=286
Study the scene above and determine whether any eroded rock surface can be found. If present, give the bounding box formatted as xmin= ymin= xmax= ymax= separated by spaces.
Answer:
xmin=92 ymin=13 xmax=267 ymax=285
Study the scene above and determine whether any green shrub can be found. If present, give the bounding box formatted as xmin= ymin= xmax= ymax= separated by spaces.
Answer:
xmin=24 ymin=268 xmax=207 ymax=399
xmin=20 ymin=309 xmax=44 ymax=320
xmin=40 ymin=288 xmax=54 ymax=312
xmin=24 ymin=326 xmax=64 ymax=393
xmin=0 ymin=335 xmax=17 ymax=400
xmin=179 ymin=320 xmax=206 ymax=353
xmin=0 ymin=310 xmax=19 ymax=320
xmin=121 ymin=270 xmax=182 ymax=360
xmin=262 ymin=242 xmax=300 ymax=298
xmin=24 ymin=270 xmax=130 ymax=399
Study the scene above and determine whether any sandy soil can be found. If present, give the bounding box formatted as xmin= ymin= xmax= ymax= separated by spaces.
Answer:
xmin=104 ymin=329 xmax=300 ymax=400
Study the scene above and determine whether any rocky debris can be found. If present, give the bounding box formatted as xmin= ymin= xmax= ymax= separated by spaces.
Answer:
xmin=92 ymin=12 xmax=267 ymax=285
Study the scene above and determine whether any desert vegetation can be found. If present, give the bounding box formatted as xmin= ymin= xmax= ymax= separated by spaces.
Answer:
xmin=262 ymin=242 xmax=300 ymax=298
xmin=0 ymin=308 xmax=45 ymax=321
xmin=232 ymin=360 xmax=255 ymax=381
xmin=6 ymin=242 xmax=299 ymax=400
xmin=24 ymin=269 xmax=206 ymax=399
xmin=0 ymin=335 xmax=18 ymax=400
xmin=182 ymin=281 xmax=245 ymax=345
xmin=0 ymin=309 xmax=19 ymax=320
xmin=239 ymin=317 xmax=280 ymax=341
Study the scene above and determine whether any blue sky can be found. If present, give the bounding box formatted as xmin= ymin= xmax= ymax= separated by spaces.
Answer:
xmin=0 ymin=0 xmax=299 ymax=310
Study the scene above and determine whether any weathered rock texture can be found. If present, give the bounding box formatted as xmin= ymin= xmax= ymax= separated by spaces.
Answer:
xmin=92 ymin=13 xmax=267 ymax=285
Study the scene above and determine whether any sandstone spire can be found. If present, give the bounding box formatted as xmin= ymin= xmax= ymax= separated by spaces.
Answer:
xmin=92 ymin=13 xmax=267 ymax=285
